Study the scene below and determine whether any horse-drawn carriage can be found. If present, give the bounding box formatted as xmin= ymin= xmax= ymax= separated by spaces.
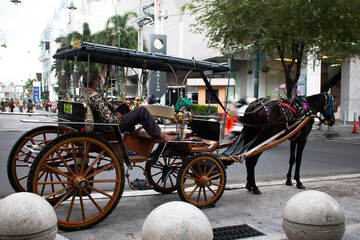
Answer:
xmin=7 ymin=42 xmax=336 ymax=231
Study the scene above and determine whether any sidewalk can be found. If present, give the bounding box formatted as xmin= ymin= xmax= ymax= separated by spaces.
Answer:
xmin=56 ymin=174 xmax=360 ymax=240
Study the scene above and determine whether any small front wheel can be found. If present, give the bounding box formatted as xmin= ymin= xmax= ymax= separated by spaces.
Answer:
xmin=177 ymin=153 xmax=226 ymax=208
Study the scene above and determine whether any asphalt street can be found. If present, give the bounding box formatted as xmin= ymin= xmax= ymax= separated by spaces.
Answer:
xmin=1 ymin=110 xmax=360 ymax=239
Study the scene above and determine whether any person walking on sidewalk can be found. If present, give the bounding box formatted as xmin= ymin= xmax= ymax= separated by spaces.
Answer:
xmin=9 ymin=98 xmax=15 ymax=112
xmin=18 ymin=98 xmax=24 ymax=112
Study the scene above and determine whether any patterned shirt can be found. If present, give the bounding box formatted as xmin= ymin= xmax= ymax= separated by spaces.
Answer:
xmin=79 ymin=89 xmax=118 ymax=132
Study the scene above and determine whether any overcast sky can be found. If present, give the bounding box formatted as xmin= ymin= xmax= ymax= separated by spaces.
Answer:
xmin=0 ymin=0 xmax=60 ymax=85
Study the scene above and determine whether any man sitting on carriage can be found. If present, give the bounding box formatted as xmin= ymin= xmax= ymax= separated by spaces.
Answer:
xmin=79 ymin=71 xmax=176 ymax=142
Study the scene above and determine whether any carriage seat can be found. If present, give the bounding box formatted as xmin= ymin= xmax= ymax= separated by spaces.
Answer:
xmin=57 ymin=101 xmax=94 ymax=132
xmin=143 ymin=105 xmax=176 ymax=121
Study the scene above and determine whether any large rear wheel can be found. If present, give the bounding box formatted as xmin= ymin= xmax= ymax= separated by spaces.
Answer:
xmin=27 ymin=132 xmax=125 ymax=231
xmin=177 ymin=153 xmax=226 ymax=208
xmin=7 ymin=125 xmax=59 ymax=192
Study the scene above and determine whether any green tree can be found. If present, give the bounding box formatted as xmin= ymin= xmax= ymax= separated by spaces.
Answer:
xmin=53 ymin=22 xmax=95 ymax=98
xmin=183 ymin=0 xmax=360 ymax=98
xmin=23 ymin=78 xmax=36 ymax=96
xmin=93 ymin=11 xmax=138 ymax=49
xmin=93 ymin=12 xmax=139 ymax=98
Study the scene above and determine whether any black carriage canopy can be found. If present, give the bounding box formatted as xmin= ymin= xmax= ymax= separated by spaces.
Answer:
xmin=53 ymin=41 xmax=230 ymax=110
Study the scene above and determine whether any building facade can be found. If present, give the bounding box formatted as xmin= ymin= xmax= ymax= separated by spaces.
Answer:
xmin=40 ymin=0 xmax=360 ymax=121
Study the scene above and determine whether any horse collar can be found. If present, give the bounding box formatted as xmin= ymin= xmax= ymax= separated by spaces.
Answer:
xmin=323 ymin=93 xmax=335 ymax=116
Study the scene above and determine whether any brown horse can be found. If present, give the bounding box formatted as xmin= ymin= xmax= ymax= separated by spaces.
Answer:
xmin=222 ymin=93 xmax=336 ymax=194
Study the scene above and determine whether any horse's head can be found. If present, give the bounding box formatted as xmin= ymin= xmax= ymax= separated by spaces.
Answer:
xmin=320 ymin=93 xmax=336 ymax=126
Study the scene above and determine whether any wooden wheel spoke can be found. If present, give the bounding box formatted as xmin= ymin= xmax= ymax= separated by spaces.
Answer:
xmin=15 ymin=163 xmax=32 ymax=167
xmin=71 ymin=142 xmax=79 ymax=174
xmin=184 ymin=171 xmax=198 ymax=181
xmin=209 ymin=173 xmax=221 ymax=180
xmin=151 ymin=171 xmax=162 ymax=178
xmin=65 ymin=191 xmax=78 ymax=221
xmin=196 ymin=161 xmax=203 ymax=175
xmin=45 ymin=185 xmax=73 ymax=202
xmin=42 ymin=163 xmax=71 ymax=179
xmin=86 ymin=163 xmax=114 ymax=179
xmin=83 ymin=149 xmax=106 ymax=175
xmin=196 ymin=186 xmax=202 ymax=202
xmin=38 ymin=180 xmax=71 ymax=185
xmin=88 ymin=186 xmax=113 ymax=198
xmin=17 ymin=174 xmax=28 ymax=181
xmin=203 ymin=186 xmax=208 ymax=202
xmin=79 ymin=193 xmax=86 ymax=221
xmin=54 ymin=148 xmax=75 ymax=176
xmin=80 ymin=143 xmax=92 ymax=173
xmin=187 ymin=185 xmax=199 ymax=198
xmin=205 ymin=164 xmax=216 ymax=177
xmin=88 ymin=179 xmax=118 ymax=183
xmin=188 ymin=166 xmax=201 ymax=179
xmin=83 ymin=189 xmax=102 ymax=212
xmin=206 ymin=185 xmax=217 ymax=195
xmin=40 ymin=172 xmax=50 ymax=196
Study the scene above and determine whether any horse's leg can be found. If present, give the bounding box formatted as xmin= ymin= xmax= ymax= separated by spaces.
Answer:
xmin=245 ymin=154 xmax=262 ymax=194
xmin=294 ymin=139 xmax=307 ymax=189
xmin=286 ymin=141 xmax=297 ymax=186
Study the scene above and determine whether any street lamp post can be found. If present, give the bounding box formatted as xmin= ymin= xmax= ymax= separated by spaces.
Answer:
xmin=10 ymin=0 xmax=21 ymax=5
xmin=111 ymin=0 xmax=122 ymax=100
xmin=0 ymin=30 xmax=6 ymax=48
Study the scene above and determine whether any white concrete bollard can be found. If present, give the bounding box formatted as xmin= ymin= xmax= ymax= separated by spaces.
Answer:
xmin=142 ymin=201 xmax=213 ymax=240
xmin=282 ymin=190 xmax=345 ymax=240
xmin=0 ymin=192 xmax=58 ymax=240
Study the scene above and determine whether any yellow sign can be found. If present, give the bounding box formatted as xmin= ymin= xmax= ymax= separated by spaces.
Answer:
xmin=64 ymin=103 xmax=72 ymax=114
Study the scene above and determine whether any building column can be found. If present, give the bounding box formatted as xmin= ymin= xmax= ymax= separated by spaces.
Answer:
xmin=340 ymin=58 xmax=360 ymax=121
xmin=305 ymin=55 xmax=321 ymax=96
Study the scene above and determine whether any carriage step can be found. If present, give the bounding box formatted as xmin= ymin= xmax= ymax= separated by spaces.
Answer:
xmin=24 ymin=145 xmax=43 ymax=154
xmin=213 ymin=224 xmax=264 ymax=240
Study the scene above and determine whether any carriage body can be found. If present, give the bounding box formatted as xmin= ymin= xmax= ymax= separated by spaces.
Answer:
xmin=7 ymin=41 xmax=230 ymax=231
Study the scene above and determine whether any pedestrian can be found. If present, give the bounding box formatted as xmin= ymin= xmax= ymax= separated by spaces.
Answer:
xmin=0 ymin=99 xmax=4 ymax=112
xmin=27 ymin=99 xmax=34 ymax=113
xmin=4 ymin=98 xmax=10 ymax=112
xmin=18 ymin=98 xmax=24 ymax=112
xmin=79 ymin=71 xmax=175 ymax=142
xmin=9 ymin=98 xmax=15 ymax=112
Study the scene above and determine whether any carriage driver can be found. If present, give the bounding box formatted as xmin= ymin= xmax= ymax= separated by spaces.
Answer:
xmin=79 ymin=71 xmax=176 ymax=142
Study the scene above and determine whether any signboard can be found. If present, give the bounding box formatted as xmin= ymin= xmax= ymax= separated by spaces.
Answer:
xmin=149 ymin=34 xmax=167 ymax=98
xmin=297 ymin=76 xmax=306 ymax=96
xmin=33 ymin=86 xmax=40 ymax=101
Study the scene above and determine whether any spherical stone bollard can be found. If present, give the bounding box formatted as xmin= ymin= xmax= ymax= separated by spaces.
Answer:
xmin=0 ymin=192 xmax=58 ymax=240
xmin=282 ymin=190 xmax=345 ymax=240
xmin=142 ymin=201 xmax=213 ymax=240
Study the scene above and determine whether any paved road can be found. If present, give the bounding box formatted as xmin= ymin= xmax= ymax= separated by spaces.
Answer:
xmin=1 ymin=111 xmax=360 ymax=198
xmin=1 ymin=111 xmax=360 ymax=239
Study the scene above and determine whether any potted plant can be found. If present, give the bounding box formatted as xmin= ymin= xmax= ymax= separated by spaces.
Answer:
xmin=259 ymin=65 xmax=270 ymax=73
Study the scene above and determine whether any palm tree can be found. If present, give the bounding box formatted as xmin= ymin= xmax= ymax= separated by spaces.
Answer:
xmin=53 ymin=22 xmax=95 ymax=98
xmin=93 ymin=12 xmax=139 ymax=98
xmin=93 ymin=11 xmax=138 ymax=49
xmin=23 ymin=78 xmax=36 ymax=97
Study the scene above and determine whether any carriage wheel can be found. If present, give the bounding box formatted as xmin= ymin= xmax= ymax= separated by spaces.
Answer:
xmin=177 ymin=153 xmax=226 ymax=208
xmin=27 ymin=132 xmax=125 ymax=231
xmin=7 ymin=125 xmax=59 ymax=192
xmin=145 ymin=156 xmax=184 ymax=194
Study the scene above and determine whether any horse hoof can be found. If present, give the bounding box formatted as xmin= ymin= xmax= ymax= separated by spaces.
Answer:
xmin=252 ymin=188 xmax=262 ymax=195
xmin=296 ymin=184 xmax=306 ymax=189
xmin=245 ymin=183 xmax=253 ymax=191
xmin=285 ymin=180 xmax=293 ymax=186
